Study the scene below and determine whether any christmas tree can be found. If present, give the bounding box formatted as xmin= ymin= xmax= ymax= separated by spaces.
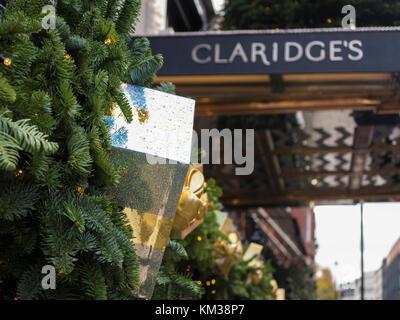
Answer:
xmin=0 ymin=0 xmax=162 ymax=300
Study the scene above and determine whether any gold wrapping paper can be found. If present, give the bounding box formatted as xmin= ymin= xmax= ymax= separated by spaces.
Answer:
xmin=213 ymin=213 xmax=243 ymax=275
xmin=243 ymin=242 xmax=265 ymax=285
xmin=249 ymin=259 xmax=264 ymax=285
xmin=275 ymin=288 xmax=285 ymax=300
xmin=111 ymin=148 xmax=190 ymax=299
xmin=243 ymin=243 xmax=263 ymax=260
xmin=124 ymin=208 xmax=173 ymax=250
xmin=270 ymin=279 xmax=278 ymax=292
xmin=270 ymin=279 xmax=285 ymax=299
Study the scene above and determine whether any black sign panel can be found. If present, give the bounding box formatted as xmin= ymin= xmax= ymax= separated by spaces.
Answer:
xmin=143 ymin=29 xmax=400 ymax=75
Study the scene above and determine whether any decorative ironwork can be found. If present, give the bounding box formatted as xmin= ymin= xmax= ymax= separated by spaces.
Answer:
xmin=206 ymin=113 xmax=400 ymax=205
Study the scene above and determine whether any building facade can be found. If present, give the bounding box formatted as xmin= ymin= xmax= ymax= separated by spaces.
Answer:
xmin=339 ymin=268 xmax=383 ymax=300
xmin=135 ymin=0 xmax=168 ymax=35
xmin=339 ymin=281 xmax=357 ymax=300
xmin=135 ymin=0 xmax=216 ymax=35
xmin=383 ymin=237 xmax=400 ymax=300
xmin=340 ymin=236 xmax=400 ymax=300
xmin=291 ymin=207 xmax=316 ymax=268
xmin=354 ymin=269 xmax=383 ymax=300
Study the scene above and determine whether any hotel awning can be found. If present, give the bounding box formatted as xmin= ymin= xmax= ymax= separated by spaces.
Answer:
xmin=147 ymin=28 xmax=400 ymax=206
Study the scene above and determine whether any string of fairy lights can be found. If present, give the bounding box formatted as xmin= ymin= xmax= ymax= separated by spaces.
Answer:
xmin=0 ymin=1 xmax=117 ymax=180
xmin=0 ymin=53 xmax=11 ymax=66
xmin=0 ymin=4 xmax=11 ymax=66
xmin=0 ymin=2 xmax=117 ymax=67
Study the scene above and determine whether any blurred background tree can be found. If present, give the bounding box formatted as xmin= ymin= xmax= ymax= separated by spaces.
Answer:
xmin=222 ymin=0 xmax=400 ymax=30
xmin=316 ymin=267 xmax=339 ymax=300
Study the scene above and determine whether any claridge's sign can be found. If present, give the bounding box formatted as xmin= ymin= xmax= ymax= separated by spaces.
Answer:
xmin=140 ymin=29 xmax=400 ymax=75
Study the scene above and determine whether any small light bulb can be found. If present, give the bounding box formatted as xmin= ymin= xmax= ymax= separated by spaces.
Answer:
xmin=3 ymin=57 xmax=11 ymax=66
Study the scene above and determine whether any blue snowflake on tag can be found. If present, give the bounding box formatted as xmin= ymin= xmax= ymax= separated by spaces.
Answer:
xmin=105 ymin=116 xmax=128 ymax=147
xmin=112 ymin=127 xmax=128 ymax=147
xmin=126 ymin=85 xmax=148 ymax=111
xmin=105 ymin=116 xmax=115 ymax=128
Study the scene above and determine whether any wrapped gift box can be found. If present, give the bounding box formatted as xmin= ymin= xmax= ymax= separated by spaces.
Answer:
xmin=275 ymin=288 xmax=286 ymax=300
xmin=243 ymin=242 xmax=263 ymax=262
xmin=243 ymin=243 xmax=264 ymax=285
xmin=270 ymin=279 xmax=285 ymax=300
xmin=107 ymin=84 xmax=195 ymax=299
xmin=213 ymin=211 xmax=243 ymax=276
xmin=215 ymin=211 xmax=234 ymax=235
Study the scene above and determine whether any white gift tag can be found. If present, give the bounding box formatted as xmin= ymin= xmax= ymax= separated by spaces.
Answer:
xmin=107 ymin=84 xmax=195 ymax=164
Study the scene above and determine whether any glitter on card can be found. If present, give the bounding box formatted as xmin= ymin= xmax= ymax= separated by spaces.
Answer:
xmin=110 ymin=84 xmax=195 ymax=164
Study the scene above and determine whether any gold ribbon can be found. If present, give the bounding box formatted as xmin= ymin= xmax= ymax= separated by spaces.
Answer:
xmin=214 ymin=231 xmax=243 ymax=275
xmin=172 ymin=168 xmax=209 ymax=232
xmin=243 ymin=243 xmax=265 ymax=285
xmin=249 ymin=259 xmax=264 ymax=285
xmin=270 ymin=279 xmax=278 ymax=293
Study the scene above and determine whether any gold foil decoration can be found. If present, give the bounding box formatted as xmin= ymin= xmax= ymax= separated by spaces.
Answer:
xmin=212 ymin=212 xmax=243 ymax=275
xmin=244 ymin=243 xmax=263 ymax=259
xmin=214 ymin=232 xmax=243 ymax=259
xmin=219 ymin=213 xmax=234 ymax=235
xmin=243 ymin=242 xmax=265 ymax=285
xmin=249 ymin=259 xmax=264 ymax=285
xmin=214 ymin=231 xmax=243 ymax=275
xmin=172 ymin=168 xmax=209 ymax=232
xmin=136 ymin=108 xmax=150 ymax=124
xmin=270 ymin=279 xmax=278 ymax=292
xmin=275 ymin=288 xmax=285 ymax=300
xmin=270 ymin=280 xmax=285 ymax=299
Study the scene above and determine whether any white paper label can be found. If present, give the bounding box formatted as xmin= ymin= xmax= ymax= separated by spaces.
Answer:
xmin=107 ymin=85 xmax=195 ymax=164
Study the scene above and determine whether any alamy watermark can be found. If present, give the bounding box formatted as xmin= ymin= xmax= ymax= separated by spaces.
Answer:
xmin=41 ymin=1 xmax=57 ymax=30
xmin=341 ymin=5 xmax=356 ymax=30
xmin=41 ymin=265 xmax=56 ymax=290
xmin=146 ymin=129 xmax=255 ymax=176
